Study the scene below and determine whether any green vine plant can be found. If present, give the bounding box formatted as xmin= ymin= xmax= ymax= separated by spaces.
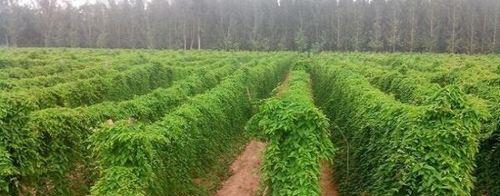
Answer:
xmin=89 ymin=56 xmax=293 ymax=195
xmin=311 ymin=63 xmax=482 ymax=195
xmin=247 ymin=70 xmax=335 ymax=196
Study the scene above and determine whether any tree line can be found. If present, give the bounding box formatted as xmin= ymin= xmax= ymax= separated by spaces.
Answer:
xmin=0 ymin=0 xmax=499 ymax=53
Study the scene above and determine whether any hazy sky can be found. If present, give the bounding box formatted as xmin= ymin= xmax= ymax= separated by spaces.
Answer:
xmin=20 ymin=0 xmax=280 ymax=8
xmin=68 ymin=0 xmax=96 ymax=6
xmin=22 ymin=0 xmax=279 ymax=7
xmin=20 ymin=0 xmax=96 ymax=7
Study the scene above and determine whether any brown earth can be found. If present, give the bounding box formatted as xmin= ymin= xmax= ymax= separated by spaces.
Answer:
xmin=215 ymin=140 xmax=266 ymax=196
xmin=320 ymin=161 xmax=339 ymax=196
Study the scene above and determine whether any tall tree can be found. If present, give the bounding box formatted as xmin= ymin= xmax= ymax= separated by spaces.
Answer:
xmin=0 ymin=0 xmax=8 ymax=45
xmin=388 ymin=0 xmax=401 ymax=52
xmin=368 ymin=0 xmax=385 ymax=51
xmin=36 ymin=0 xmax=58 ymax=46
xmin=0 ymin=0 xmax=497 ymax=53
xmin=492 ymin=0 xmax=499 ymax=53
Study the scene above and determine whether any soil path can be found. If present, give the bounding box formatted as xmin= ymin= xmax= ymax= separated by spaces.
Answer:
xmin=275 ymin=71 xmax=291 ymax=97
xmin=217 ymin=73 xmax=290 ymax=196
xmin=320 ymin=161 xmax=339 ymax=196
xmin=216 ymin=140 xmax=266 ymax=196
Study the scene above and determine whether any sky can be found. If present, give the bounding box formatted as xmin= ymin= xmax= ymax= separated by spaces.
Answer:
xmin=72 ymin=0 xmax=95 ymax=6
xmin=20 ymin=0 xmax=278 ymax=8
xmin=67 ymin=0 xmax=96 ymax=6
xmin=20 ymin=0 xmax=97 ymax=7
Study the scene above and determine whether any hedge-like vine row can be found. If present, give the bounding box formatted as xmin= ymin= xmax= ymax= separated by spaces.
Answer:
xmin=0 ymin=53 xmax=244 ymax=91
xmin=352 ymin=54 xmax=499 ymax=195
xmin=0 ymin=65 xmax=123 ymax=91
xmin=352 ymin=69 xmax=440 ymax=105
xmin=0 ymin=61 xmax=244 ymax=195
xmin=0 ymin=61 xmax=92 ymax=80
xmin=443 ymin=67 xmax=500 ymax=195
xmin=340 ymin=60 xmax=494 ymax=132
xmin=0 ymin=58 xmax=51 ymax=70
xmin=0 ymin=64 xmax=190 ymax=168
xmin=323 ymin=55 xmax=495 ymax=135
xmin=247 ymin=70 xmax=334 ymax=195
xmin=0 ymin=62 xmax=226 ymax=194
xmin=0 ymin=49 xmax=218 ymax=80
xmin=0 ymin=49 xmax=141 ymax=78
xmin=0 ymin=63 xmax=210 ymax=134
xmin=0 ymin=63 xmax=182 ymax=111
xmin=365 ymin=54 xmax=500 ymax=196
xmin=89 ymin=55 xmax=292 ymax=195
xmin=27 ymin=63 xmax=240 ymax=194
xmin=0 ymin=51 xmax=119 ymax=80
xmin=311 ymin=63 xmax=482 ymax=195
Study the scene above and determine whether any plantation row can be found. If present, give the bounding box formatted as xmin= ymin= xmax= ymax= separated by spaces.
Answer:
xmin=312 ymin=63 xmax=481 ymax=195
xmin=0 ymin=49 xmax=498 ymax=195
xmin=363 ymin=54 xmax=498 ymax=195
xmin=247 ymin=69 xmax=334 ymax=195
xmin=0 ymin=49 xmax=235 ymax=80
xmin=311 ymin=53 xmax=499 ymax=195
xmin=90 ymin=55 xmax=292 ymax=195
xmin=24 ymin=64 xmax=240 ymax=193
xmin=0 ymin=49 xmax=293 ymax=195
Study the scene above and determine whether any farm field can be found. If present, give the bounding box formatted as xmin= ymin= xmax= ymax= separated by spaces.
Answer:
xmin=0 ymin=48 xmax=498 ymax=196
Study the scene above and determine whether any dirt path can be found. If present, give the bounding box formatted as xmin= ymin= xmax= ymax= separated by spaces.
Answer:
xmin=320 ymin=161 xmax=338 ymax=196
xmin=216 ymin=140 xmax=266 ymax=196
xmin=275 ymin=72 xmax=291 ymax=97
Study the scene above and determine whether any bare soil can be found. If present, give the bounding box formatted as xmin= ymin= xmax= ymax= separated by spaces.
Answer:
xmin=275 ymin=72 xmax=291 ymax=97
xmin=216 ymin=140 xmax=266 ymax=196
xmin=320 ymin=161 xmax=339 ymax=196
